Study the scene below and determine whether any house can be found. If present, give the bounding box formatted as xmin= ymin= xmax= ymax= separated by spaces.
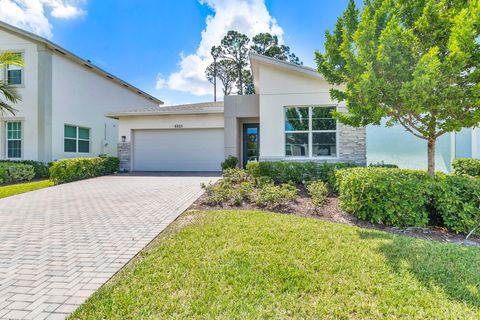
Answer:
xmin=107 ymin=53 xmax=366 ymax=172
xmin=0 ymin=21 xmax=162 ymax=163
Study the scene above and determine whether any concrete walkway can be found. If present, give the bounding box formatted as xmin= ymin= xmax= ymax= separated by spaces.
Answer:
xmin=0 ymin=174 xmax=218 ymax=320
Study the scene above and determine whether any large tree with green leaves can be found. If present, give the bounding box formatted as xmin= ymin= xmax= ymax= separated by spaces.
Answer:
xmin=316 ymin=0 xmax=480 ymax=176
xmin=0 ymin=51 xmax=23 ymax=114
xmin=208 ymin=31 xmax=302 ymax=96
xmin=218 ymin=31 xmax=250 ymax=95
xmin=251 ymin=33 xmax=302 ymax=65
xmin=205 ymin=59 xmax=238 ymax=96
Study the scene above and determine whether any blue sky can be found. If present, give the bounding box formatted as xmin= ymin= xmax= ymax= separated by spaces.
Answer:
xmin=0 ymin=0 xmax=356 ymax=105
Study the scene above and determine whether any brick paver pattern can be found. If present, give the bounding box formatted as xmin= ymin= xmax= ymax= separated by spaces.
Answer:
xmin=0 ymin=174 xmax=217 ymax=320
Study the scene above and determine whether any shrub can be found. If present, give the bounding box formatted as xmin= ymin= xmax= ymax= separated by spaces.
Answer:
xmin=49 ymin=157 xmax=119 ymax=184
xmin=0 ymin=163 xmax=35 ymax=184
xmin=432 ymin=175 xmax=480 ymax=234
xmin=247 ymin=161 xmax=358 ymax=189
xmin=452 ymin=158 xmax=480 ymax=178
xmin=221 ymin=156 xmax=239 ymax=171
xmin=0 ymin=160 xmax=49 ymax=178
xmin=307 ymin=180 xmax=328 ymax=207
xmin=337 ymin=168 xmax=432 ymax=227
xmin=255 ymin=183 xmax=298 ymax=208
xmin=368 ymin=161 xmax=399 ymax=168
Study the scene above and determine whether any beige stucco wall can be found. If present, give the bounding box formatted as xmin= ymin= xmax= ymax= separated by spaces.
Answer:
xmin=50 ymin=54 xmax=159 ymax=161
xmin=258 ymin=63 xmax=366 ymax=164
xmin=0 ymin=28 xmax=160 ymax=162
xmin=117 ymin=113 xmax=225 ymax=142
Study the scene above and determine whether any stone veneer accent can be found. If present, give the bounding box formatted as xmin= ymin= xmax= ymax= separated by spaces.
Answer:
xmin=338 ymin=123 xmax=367 ymax=164
xmin=337 ymin=105 xmax=366 ymax=165
xmin=118 ymin=142 xmax=131 ymax=171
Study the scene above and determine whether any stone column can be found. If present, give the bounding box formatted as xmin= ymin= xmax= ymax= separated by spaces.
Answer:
xmin=118 ymin=142 xmax=131 ymax=172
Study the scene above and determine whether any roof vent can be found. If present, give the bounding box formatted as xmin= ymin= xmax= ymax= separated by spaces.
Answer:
xmin=106 ymin=75 xmax=114 ymax=80
xmin=84 ymin=64 xmax=93 ymax=69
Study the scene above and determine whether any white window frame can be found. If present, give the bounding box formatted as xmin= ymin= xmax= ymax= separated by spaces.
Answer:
xmin=4 ymin=51 xmax=24 ymax=87
xmin=64 ymin=125 xmax=91 ymax=154
xmin=5 ymin=121 xmax=23 ymax=159
xmin=284 ymin=105 xmax=338 ymax=159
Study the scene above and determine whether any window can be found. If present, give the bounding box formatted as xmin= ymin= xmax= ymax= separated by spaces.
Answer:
xmin=5 ymin=52 xmax=23 ymax=86
xmin=6 ymin=121 xmax=22 ymax=158
xmin=285 ymin=106 xmax=337 ymax=158
xmin=64 ymin=125 xmax=90 ymax=153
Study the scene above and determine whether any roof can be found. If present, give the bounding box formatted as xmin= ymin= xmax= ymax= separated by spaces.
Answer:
xmin=249 ymin=53 xmax=325 ymax=94
xmin=106 ymin=101 xmax=224 ymax=118
xmin=0 ymin=21 xmax=162 ymax=105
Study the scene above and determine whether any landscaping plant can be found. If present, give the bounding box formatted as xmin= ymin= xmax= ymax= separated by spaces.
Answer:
xmin=452 ymin=158 xmax=480 ymax=178
xmin=220 ymin=156 xmax=239 ymax=171
xmin=0 ymin=160 xmax=49 ymax=179
xmin=337 ymin=168 xmax=432 ymax=227
xmin=49 ymin=157 xmax=119 ymax=184
xmin=432 ymin=175 xmax=480 ymax=234
xmin=316 ymin=0 xmax=480 ymax=177
xmin=0 ymin=162 xmax=35 ymax=184
xmin=307 ymin=180 xmax=329 ymax=207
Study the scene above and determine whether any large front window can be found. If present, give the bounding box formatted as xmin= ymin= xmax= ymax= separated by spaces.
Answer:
xmin=285 ymin=106 xmax=337 ymax=158
xmin=64 ymin=125 xmax=90 ymax=153
xmin=6 ymin=121 xmax=22 ymax=159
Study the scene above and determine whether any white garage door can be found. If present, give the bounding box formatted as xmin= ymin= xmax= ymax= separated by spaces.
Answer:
xmin=133 ymin=129 xmax=224 ymax=172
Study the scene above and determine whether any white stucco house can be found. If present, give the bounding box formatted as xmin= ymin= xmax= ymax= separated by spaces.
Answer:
xmin=0 ymin=21 xmax=162 ymax=163
xmin=108 ymin=53 xmax=366 ymax=172
xmin=108 ymin=52 xmax=479 ymax=173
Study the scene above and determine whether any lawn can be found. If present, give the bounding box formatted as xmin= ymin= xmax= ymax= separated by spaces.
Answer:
xmin=71 ymin=210 xmax=480 ymax=319
xmin=0 ymin=180 xmax=54 ymax=199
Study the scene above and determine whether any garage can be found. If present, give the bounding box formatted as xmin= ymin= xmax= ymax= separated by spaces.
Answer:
xmin=132 ymin=128 xmax=224 ymax=172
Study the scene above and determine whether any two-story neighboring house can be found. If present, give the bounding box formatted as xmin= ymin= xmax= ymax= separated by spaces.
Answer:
xmin=0 ymin=21 xmax=162 ymax=163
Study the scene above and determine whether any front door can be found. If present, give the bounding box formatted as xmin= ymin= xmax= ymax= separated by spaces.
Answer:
xmin=243 ymin=124 xmax=260 ymax=167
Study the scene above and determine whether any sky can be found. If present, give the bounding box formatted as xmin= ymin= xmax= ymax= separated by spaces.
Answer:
xmin=0 ymin=0 xmax=356 ymax=105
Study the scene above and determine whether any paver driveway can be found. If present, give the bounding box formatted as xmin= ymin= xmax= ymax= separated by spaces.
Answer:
xmin=0 ymin=173 xmax=218 ymax=320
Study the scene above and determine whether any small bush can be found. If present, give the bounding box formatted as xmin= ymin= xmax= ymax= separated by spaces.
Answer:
xmin=452 ymin=158 xmax=480 ymax=178
xmin=0 ymin=163 xmax=35 ymax=184
xmin=100 ymin=156 xmax=120 ymax=175
xmin=307 ymin=181 xmax=328 ymax=207
xmin=221 ymin=156 xmax=239 ymax=171
xmin=255 ymin=183 xmax=298 ymax=208
xmin=368 ymin=161 xmax=399 ymax=168
xmin=432 ymin=175 xmax=480 ymax=234
xmin=247 ymin=161 xmax=358 ymax=189
xmin=49 ymin=157 xmax=119 ymax=184
xmin=0 ymin=160 xmax=49 ymax=178
xmin=337 ymin=168 xmax=432 ymax=227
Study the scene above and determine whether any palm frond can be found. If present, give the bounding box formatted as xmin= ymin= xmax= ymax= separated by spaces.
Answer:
xmin=0 ymin=81 xmax=21 ymax=103
xmin=0 ymin=51 xmax=24 ymax=68
xmin=0 ymin=101 xmax=17 ymax=115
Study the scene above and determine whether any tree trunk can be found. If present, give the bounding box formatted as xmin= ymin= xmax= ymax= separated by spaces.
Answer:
xmin=427 ymin=138 xmax=436 ymax=177
xmin=238 ymin=65 xmax=243 ymax=95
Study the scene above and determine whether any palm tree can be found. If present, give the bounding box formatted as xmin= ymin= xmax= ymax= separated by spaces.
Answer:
xmin=0 ymin=51 xmax=23 ymax=114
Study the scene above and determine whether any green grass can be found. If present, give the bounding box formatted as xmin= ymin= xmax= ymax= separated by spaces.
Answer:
xmin=71 ymin=210 xmax=480 ymax=319
xmin=0 ymin=180 xmax=54 ymax=199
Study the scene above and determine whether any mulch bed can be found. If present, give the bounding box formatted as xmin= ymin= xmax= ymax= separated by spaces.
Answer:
xmin=190 ymin=185 xmax=480 ymax=247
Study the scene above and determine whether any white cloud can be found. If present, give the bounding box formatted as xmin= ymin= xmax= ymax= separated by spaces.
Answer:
xmin=159 ymin=0 xmax=284 ymax=96
xmin=0 ymin=0 xmax=86 ymax=38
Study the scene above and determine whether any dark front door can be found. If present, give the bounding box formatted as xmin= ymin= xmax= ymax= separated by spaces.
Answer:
xmin=243 ymin=124 xmax=260 ymax=167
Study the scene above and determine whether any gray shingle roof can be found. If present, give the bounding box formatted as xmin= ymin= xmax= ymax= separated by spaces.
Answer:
xmin=106 ymin=101 xmax=224 ymax=118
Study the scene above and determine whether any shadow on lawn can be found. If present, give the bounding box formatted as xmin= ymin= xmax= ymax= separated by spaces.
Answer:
xmin=359 ymin=230 xmax=480 ymax=308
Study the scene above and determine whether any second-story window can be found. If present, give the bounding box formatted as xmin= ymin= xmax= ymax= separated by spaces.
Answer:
xmin=6 ymin=52 xmax=24 ymax=86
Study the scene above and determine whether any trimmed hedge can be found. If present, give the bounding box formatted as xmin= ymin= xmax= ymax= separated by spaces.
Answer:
xmin=49 ymin=157 xmax=119 ymax=184
xmin=0 ymin=163 xmax=35 ymax=184
xmin=452 ymin=158 xmax=480 ymax=178
xmin=0 ymin=160 xmax=49 ymax=178
xmin=246 ymin=161 xmax=358 ymax=190
xmin=337 ymin=168 xmax=433 ymax=227
xmin=432 ymin=175 xmax=480 ymax=234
